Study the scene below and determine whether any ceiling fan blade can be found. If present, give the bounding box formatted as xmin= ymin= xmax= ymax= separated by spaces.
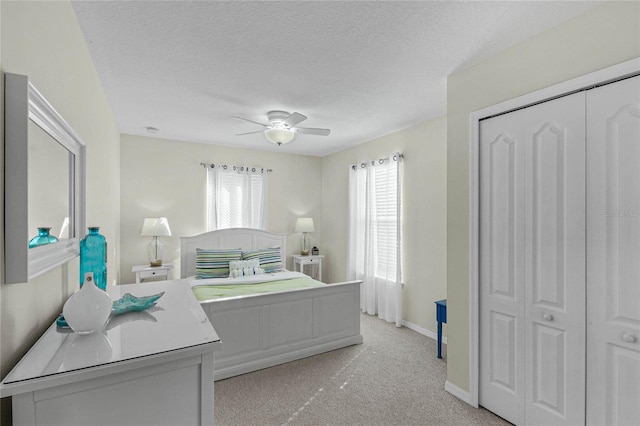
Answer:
xmin=236 ymin=130 xmax=264 ymax=136
xmin=295 ymin=127 xmax=331 ymax=136
xmin=232 ymin=116 xmax=268 ymax=127
xmin=282 ymin=112 xmax=307 ymax=128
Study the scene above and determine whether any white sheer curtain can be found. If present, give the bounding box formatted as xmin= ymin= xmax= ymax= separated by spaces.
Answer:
xmin=206 ymin=165 xmax=268 ymax=231
xmin=348 ymin=153 xmax=403 ymax=327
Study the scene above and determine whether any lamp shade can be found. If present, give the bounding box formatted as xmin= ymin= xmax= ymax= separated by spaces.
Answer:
xmin=140 ymin=217 xmax=172 ymax=237
xmin=265 ymin=128 xmax=295 ymax=145
xmin=295 ymin=217 xmax=315 ymax=233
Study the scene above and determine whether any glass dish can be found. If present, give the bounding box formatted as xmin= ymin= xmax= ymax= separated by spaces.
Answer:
xmin=111 ymin=292 xmax=165 ymax=315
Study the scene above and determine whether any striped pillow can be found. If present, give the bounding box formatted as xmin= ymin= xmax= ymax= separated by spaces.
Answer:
xmin=241 ymin=247 xmax=283 ymax=273
xmin=195 ymin=248 xmax=242 ymax=279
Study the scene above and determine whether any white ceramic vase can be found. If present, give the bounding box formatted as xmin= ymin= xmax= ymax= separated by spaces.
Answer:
xmin=63 ymin=272 xmax=112 ymax=334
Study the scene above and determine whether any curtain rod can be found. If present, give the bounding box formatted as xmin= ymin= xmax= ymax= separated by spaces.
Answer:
xmin=200 ymin=162 xmax=273 ymax=173
xmin=350 ymin=153 xmax=404 ymax=170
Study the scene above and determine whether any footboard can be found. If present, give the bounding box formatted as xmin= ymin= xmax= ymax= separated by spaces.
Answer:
xmin=199 ymin=280 xmax=362 ymax=381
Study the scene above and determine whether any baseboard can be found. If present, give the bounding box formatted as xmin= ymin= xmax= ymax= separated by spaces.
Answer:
xmin=445 ymin=380 xmax=474 ymax=406
xmin=401 ymin=320 xmax=447 ymax=344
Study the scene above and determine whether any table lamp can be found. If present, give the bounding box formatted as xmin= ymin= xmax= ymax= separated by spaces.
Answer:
xmin=140 ymin=217 xmax=171 ymax=266
xmin=295 ymin=217 xmax=315 ymax=255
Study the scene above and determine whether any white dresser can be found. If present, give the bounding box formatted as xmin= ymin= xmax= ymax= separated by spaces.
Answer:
xmin=0 ymin=280 xmax=221 ymax=426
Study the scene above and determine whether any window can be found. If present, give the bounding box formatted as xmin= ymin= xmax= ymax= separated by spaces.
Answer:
xmin=373 ymin=163 xmax=399 ymax=279
xmin=206 ymin=165 xmax=268 ymax=231
xmin=348 ymin=154 xmax=403 ymax=325
xmin=352 ymin=160 xmax=400 ymax=280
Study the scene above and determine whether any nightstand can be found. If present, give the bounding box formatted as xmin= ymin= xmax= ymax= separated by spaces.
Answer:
xmin=291 ymin=255 xmax=324 ymax=281
xmin=131 ymin=263 xmax=174 ymax=283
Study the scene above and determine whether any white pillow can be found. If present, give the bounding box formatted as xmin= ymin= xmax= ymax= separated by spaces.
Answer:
xmin=229 ymin=259 xmax=264 ymax=278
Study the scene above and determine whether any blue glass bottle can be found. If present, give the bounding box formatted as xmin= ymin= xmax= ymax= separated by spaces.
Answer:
xmin=28 ymin=227 xmax=59 ymax=248
xmin=80 ymin=227 xmax=107 ymax=290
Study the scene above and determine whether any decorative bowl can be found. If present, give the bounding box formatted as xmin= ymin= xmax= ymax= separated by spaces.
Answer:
xmin=111 ymin=292 xmax=164 ymax=316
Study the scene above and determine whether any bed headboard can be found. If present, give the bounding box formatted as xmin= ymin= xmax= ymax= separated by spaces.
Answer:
xmin=179 ymin=228 xmax=287 ymax=278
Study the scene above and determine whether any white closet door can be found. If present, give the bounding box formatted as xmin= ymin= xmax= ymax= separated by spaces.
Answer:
xmin=480 ymin=105 xmax=527 ymax=426
xmin=480 ymin=92 xmax=586 ymax=425
xmin=586 ymin=75 xmax=640 ymax=426
xmin=522 ymin=93 xmax=586 ymax=426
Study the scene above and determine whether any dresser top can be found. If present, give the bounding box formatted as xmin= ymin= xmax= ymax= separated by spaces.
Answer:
xmin=0 ymin=280 xmax=220 ymax=396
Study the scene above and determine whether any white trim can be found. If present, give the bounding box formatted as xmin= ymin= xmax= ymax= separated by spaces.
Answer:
xmin=27 ymin=79 xmax=86 ymax=281
xmin=4 ymin=73 xmax=86 ymax=284
xmin=401 ymin=319 xmax=447 ymax=344
xmin=468 ymin=110 xmax=480 ymax=408
xmin=445 ymin=380 xmax=471 ymax=405
xmin=29 ymin=240 xmax=79 ymax=281
xmin=468 ymin=58 xmax=640 ymax=408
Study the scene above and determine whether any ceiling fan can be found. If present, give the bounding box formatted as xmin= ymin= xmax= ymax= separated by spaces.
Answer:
xmin=233 ymin=111 xmax=331 ymax=146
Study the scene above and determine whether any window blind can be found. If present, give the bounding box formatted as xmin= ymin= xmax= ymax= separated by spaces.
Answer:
xmin=206 ymin=165 xmax=267 ymax=231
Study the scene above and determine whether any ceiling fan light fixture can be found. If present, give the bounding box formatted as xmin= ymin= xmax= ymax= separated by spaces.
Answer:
xmin=235 ymin=111 xmax=329 ymax=145
xmin=264 ymin=127 xmax=295 ymax=145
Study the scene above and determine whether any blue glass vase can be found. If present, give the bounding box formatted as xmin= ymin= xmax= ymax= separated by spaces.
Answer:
xmin=28 ymin=227 xmax=59 ymax=248
xmin=80 ymin=227 xmax=107 ymax=290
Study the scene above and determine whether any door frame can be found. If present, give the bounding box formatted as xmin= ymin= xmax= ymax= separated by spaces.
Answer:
xmin=467 ymin=57 xmax=640 ymax=408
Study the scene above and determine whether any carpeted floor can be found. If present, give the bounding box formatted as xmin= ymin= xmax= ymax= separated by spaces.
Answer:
xmin=214 ymin=313 xmax=510 ymax=425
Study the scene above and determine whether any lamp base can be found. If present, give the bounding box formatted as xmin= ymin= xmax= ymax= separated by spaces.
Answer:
xmin=147 ymin=237 xmax=165 ymax=268
xmin=300 ymin=232 xmax=311 ymax=256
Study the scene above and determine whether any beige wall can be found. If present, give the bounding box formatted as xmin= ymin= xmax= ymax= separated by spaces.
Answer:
xmin=446 ymin=1 xmax=640 ymax=392
xmin=122 ymin=115 xmax=447 ymax=334
xmin=2 ymin=2 xmax=634 ymax=420
xmin=120 ymin=134 xmax=323 ymax=283
xmin=0 ymin=1 xmax=120 ymax=422
xmin=321 ymin=116 xmax=447 ymax=333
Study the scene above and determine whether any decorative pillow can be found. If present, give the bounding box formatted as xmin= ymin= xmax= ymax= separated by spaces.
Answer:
xmin=195 ymin=248 xmax=242 ymax=279
xmin=241 ymin=247 xmax=283 ymax=273
xmin=229 ymin=259 xmax=264 ymax=278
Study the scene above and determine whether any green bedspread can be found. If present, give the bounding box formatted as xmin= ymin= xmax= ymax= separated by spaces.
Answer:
xmin=192 ymin=277 xmax=324 ymax=301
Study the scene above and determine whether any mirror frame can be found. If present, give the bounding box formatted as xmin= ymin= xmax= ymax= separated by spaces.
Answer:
xmin=4 ymin=73 xmax=86 ymax=284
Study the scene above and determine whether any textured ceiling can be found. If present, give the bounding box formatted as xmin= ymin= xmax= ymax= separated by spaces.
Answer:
xmin=71 ymin=1 xmax=601 ymax=157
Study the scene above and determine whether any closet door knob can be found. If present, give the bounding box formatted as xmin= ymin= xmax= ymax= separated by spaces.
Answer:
xmin=542 ymin=313 xmax=553 ymax=321
xmin=622 ymin=333 xmax=637 ymax=343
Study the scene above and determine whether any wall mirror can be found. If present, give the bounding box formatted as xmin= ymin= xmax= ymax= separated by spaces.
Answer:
xmin=4 ymin=73 xmax=86 ymax=284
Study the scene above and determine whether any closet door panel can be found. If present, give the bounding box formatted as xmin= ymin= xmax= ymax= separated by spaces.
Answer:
xmin=479 ymin=92 xmax=586 ymax=426
xmin=480 ymin=116 xmax=526 ymax=426
xmin=587 ymin=75 xmax=640 ymax=426
xmin=523 ymin=92 xmax=586 ymax=426
xmin=530 ymin=124 xmax=568 ymax=310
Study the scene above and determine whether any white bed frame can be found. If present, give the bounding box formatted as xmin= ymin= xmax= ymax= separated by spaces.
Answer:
xmin=180 ymin=228 xmax=363 ymax=381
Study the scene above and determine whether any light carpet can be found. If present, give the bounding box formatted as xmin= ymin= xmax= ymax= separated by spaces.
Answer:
xmin=214 ymin=313 xmax=509 ymax=425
